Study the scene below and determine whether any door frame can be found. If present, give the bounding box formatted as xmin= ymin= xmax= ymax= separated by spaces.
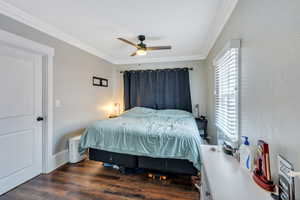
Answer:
xmin=0 ymin=29 xmax=55 ymax=174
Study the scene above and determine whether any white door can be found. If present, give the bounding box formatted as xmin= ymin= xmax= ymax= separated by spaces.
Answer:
xmin=0 ymin=44 xmax=43 ymax=195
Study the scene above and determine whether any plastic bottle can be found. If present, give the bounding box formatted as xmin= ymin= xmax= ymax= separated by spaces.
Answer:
xmin=239 ymin=136 xmax=253 ymax=172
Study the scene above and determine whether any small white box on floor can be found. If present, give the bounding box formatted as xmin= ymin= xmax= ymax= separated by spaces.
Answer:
xmin=69 ymin=135 xmax=85 ymax=163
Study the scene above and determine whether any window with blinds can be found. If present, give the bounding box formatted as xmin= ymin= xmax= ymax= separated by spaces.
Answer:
xmin=215 ymin=43 xmax=239 ymax=142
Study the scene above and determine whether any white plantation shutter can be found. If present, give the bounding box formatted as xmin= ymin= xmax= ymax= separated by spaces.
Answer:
xmin=215 ymin=40 xmax=240 ymax=142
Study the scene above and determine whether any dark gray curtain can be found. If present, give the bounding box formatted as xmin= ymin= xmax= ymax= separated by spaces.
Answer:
xmin=124 ymin=68 xmax=192 ymax=112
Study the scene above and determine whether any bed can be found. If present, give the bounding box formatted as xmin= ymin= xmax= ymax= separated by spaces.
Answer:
xmin=79 ymin=107 xmax=202 ymax=175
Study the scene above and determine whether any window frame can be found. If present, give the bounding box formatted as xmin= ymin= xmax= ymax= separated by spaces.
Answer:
xmin=213 ymin=39 xmax=241 ymax=146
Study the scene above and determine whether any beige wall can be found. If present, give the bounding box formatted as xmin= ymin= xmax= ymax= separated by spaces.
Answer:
xmin=114 ymin=60 xmax=207 ymax=117
xmin=205 ymin=0 xmax=300 ymax=193
xmin=0 ymin=14 xmax=116 ymax=154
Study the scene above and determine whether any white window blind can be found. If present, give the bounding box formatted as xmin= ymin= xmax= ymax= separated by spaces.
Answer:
xmin=215 ymin=44 xmax=239 ymax=142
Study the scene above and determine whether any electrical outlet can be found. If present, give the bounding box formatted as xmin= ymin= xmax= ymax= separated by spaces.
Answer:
xmin=55 ymin=99 xmax=62 ymax=108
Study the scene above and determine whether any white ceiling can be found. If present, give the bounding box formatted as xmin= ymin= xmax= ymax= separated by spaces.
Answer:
xmin=0 ymin=0 xmax=238 ymax=64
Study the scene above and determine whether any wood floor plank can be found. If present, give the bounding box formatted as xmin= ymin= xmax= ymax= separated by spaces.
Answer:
xmin=0 ymin=160 xmax=199 ymax=200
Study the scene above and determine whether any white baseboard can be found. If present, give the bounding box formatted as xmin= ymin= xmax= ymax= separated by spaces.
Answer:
xmin=48 ymin=149 xmax=69 ymax=173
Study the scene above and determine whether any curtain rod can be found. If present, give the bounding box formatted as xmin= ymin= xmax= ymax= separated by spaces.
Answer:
xmin=119 ymin=68 xmax=193 ymax=73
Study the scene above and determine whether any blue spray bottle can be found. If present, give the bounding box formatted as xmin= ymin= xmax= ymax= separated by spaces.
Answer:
xmin=239 ymin=136 xmax=253 ymax=172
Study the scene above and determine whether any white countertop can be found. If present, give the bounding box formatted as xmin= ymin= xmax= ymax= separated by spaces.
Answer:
xmin=200 ymin=145 xmax=273 ymax=200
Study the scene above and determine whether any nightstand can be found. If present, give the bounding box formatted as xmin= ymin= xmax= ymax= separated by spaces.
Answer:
xmin=195 ymin=118 xmax=209 ymax=142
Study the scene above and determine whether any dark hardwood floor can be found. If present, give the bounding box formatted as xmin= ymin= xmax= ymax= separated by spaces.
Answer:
xmin=0 ymin=160 xmax=199 ymax=200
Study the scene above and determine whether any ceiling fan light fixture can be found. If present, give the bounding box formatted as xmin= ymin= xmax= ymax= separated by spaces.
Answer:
xmin=136 ymin=49 xmax=147 ymax=56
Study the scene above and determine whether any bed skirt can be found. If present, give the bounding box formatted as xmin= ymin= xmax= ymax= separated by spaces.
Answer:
xmin=89 ymin=148 xmax=198 ymax=175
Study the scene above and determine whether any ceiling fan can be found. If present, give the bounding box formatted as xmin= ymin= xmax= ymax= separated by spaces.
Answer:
xmin=117 ymin=35 xmax=171 ymax=56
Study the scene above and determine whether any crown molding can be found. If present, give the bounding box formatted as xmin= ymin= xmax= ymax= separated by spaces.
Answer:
xmin=202 ymin=0 xmax=239 ymax=58
xmin=0 ymin=28 xmax=54 ymax=56
xmin=113 ymin=54 xmax=205 ymax=65
xmin=0 ymin=0 xmax=115 ymax=63
xmin=0 ymin=0 xmax=238 ymax=65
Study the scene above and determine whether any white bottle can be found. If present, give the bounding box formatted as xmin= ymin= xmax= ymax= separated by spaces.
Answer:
xmin=239 ymin=136 xmax=253 ymax=172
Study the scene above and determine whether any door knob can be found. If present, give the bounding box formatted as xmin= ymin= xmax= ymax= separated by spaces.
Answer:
xmin=37 ymin=117 xmax=44 ymax=121
xmin=205 ymin=191 xmax=211 ymax=196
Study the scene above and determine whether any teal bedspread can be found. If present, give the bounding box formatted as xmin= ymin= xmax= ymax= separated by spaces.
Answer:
xmin=79 ymin=107 xmax=202 ymax=170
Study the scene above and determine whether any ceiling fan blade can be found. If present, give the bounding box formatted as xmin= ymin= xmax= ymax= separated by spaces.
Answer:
xmin=130 ymin=52 xmax=137 ymax=56
xmin=147 ymin=46 xmax=172 ymax=51
xmin=118 ymin=38 xmax=138 ymax=48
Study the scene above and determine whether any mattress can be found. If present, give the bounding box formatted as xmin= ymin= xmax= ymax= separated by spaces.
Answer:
xmin=79 ymin=107 xmax=202 ymax=170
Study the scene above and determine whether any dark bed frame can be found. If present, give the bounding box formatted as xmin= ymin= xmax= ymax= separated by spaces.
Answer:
xmin=89 ymin=148 xmax=198 ymax=175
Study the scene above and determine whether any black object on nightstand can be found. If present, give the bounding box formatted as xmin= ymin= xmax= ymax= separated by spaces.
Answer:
xmin=195 ymin=116 xmax=208 ymax=141
xmin=108 ymin=115 xmax=119 ymax=118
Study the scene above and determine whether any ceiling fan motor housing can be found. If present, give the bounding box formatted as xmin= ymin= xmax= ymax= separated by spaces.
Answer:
xmin=138 ymin=35 xmax=146 ymax=42
xmin=138 ymin=35 xmax=146 ymax=49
